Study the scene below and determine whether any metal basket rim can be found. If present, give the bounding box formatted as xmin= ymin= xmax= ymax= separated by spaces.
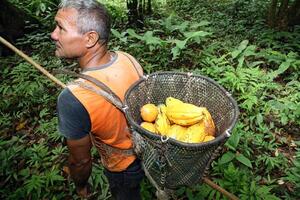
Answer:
xmin=124 ymin=71 xmax=239 ymax=148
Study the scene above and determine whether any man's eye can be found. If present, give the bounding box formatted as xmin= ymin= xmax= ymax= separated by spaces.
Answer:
xmin=57 ymin=25 xmax=63 ymax=31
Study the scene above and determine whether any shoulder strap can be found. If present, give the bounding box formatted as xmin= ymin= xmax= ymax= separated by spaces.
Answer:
xmin=56 ymin=69 xmax=125 ymax=111
xmin=89 ymin=134 xmax=135 ymax=157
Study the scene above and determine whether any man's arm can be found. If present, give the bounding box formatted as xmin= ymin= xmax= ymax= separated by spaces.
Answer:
xmin=67 ymin=135 xmax=92 ymax=197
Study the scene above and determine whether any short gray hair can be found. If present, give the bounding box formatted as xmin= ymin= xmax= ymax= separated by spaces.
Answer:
xmin=59 ymin=0 xmax=111 ymax=45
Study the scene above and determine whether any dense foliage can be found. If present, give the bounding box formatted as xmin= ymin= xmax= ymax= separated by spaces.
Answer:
xmin=1 ymin=0 xmax=299 ymax=199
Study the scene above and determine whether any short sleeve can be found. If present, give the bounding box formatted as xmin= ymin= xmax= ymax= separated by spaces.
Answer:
xmin=57 ymin=88 xmax=91 ymax=139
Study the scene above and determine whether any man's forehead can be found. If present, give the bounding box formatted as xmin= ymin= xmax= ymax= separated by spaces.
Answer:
xmin=55 ymin=8 xmax=78 ymax=25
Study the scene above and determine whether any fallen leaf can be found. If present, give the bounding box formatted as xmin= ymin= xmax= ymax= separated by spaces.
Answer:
xmin=63 ymin=165 xmax=70 ymax=176
xmin=16 ymin=120 xmax=27 ymax=131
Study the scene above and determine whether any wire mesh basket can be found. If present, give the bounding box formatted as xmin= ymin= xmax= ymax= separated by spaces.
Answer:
xmin=124 ymin=71 xmax=239 ymax=189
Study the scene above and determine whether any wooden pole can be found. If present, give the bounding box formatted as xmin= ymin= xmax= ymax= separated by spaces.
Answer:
xmin=0 ymin=36 xmax=66 ymax=88
xmin=203 ymin=177 xmax=239 ymax=200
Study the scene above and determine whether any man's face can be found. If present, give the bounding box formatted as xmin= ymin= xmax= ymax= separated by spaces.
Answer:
xmin=51 ymin=8 xmax=86 ymax=58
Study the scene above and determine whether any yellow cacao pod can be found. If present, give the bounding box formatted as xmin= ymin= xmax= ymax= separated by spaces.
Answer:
xmin=167 ymin=124 xmax=187 ymax=141
xmin=203 ymin=135 xmax=215 ymax=142
xmin=140 ymin=122 xmax=157 ymax=134
xmin=165 ymin=97 xmax=183 ymax=107
xmin=155 ymin=106 xmax=170 ymax=135
xmin=202 ymin=108 xmax=216 ymax=136
xmin=165 ymin=97 xmax=207 ymax=126
xmin=185 ymin=122 xmax=207 ymax=143
xmin=166 ymin=100 xmax=206 ymax=126
xmin=158 ymin=104 xmax=167 ymax=115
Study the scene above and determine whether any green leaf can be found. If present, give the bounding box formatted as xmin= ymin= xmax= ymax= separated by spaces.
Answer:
xmin=256 ymin=113 xmax=264 ymax=125
xmin=172 ymin=21 xmax=189 ymax=33
xmin=163 ymin=14 xmax=174 ymax=31
xmin=226 ymin=132 xmax=240 ymax=150
xmin=236 ymin=154 xmax=252 ymax=168
xmin=40 ymin=3 xmax=46 ymax=12
xmin=190 ymin=20 xmax=211 ymax=29
xmin=231 ymin=40 xmax=249 ymax=59
xmin=24 ymin=175 xmax=45 ymax=196
xmin=171 ymin=39 xmax=188 ymax=60
xmin=268 ymin=100 xmax=285 ymax=110
xmin=39 ymin=108 xmax=49 ymax=118
xmin=111 ymin=29 xmax=127 ymax=43
xmin=237 ymin=55 xmax=245 ymax=67
xmin=280 ymin=114 xmax=289 ymax=125
xmin=274 ymin=61 xmax=291 ymax=76
xmin=19 ymin=168 xmax=30 ymax=178
xmin=243 ymin=45 xmax=257 ymax=57
xmin=240 ymin=95 xmax=258 ymax=110
xmin=171 ymin=47 xmax=181 ymax=60
xmin=143 ymin=31 xmax=162 ymax=46
xmin=111 ymin=29 xmax=121 ymax=38
xmin=219 ymin=152 xmax=235 ymax=164
xmin=184 ymin=31 xmax=211 ymax=40
xmin=126 ymin=29 xmax=143 ymax=40
xmin=248 ymin=61 xmax=264 ymax=67
xmin=45 ymin=169 xmax=64 ymax=187
xmin=174 ymin=39 xmax=188 ymax=49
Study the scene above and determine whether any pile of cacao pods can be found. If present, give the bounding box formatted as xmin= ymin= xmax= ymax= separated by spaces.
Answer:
xmin=140 ymin=97 xmax=216 ymax=143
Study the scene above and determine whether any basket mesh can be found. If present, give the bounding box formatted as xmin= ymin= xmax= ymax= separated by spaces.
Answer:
xmin=124 ymin=72 xmax=238 ymax=189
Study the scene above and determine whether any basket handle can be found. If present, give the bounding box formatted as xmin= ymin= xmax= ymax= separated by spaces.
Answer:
xmin=55 ymin=69 xmax=125 ymax=111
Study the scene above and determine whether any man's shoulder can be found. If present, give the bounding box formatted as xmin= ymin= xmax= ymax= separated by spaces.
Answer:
xmin=58 ymin=87 xmax=75 ymax=103
xmin=57 ymin=87 xmax=87 ymax=111
xmin=57 ymin=88 xmax=91 ymax=139
xmin=116 ymin=51 xmax=134 ymax=59
xmin=115 ymin=51 xmax=143 ymax=76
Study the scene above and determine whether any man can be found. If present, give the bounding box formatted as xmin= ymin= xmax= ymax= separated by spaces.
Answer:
xmin=51 ymin=0 xmax=144 ymax=199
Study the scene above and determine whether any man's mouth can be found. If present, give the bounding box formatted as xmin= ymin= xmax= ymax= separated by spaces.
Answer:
xmin=55 ymin=43 xmax=61 ymax=49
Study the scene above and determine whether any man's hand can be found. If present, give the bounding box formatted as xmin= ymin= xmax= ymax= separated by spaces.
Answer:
xmin=76 ymin=183 xmax=92 ymax=198
xmin=62 ymin=165 xmax=92 ymax=198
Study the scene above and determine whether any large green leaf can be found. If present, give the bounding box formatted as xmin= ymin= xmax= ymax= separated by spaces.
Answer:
xmin=219 ymin=152 xmax=235 ymax=164
xmin=226 ymin=131 xmax=241 ymax=150
xmin=236 ymin=154 xmax=252 ymax=168
xmin=231 ymin=40 xmax=249 ymax=59
xmin=143 ymin=31 xmax=163 ymax=46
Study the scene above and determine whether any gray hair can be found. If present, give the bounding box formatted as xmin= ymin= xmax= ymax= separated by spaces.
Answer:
xmin=59 ymin=0 xmax=111 ymax=45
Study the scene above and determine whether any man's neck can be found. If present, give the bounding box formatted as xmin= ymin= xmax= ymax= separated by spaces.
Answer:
xmin=78 ymin=45 xmax=111 ymax=69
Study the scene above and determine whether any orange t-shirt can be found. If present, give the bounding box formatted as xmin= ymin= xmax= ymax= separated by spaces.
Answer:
xmin=66 ymin=51 xmax=143 ymax=172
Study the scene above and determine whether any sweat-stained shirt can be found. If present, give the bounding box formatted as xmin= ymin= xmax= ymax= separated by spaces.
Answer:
xmin=57 ymin=51 xmax=143 ymax=172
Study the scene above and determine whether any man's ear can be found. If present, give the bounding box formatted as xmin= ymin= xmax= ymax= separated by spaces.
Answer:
xmin=85 ymin=31 xmax=100 ymax=48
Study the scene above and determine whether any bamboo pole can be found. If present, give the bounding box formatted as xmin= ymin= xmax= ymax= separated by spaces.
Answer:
xmin=0 ymin=36 xmax=66 ymax=88
xmin=203 ymin=177 xmax=239 ymax=200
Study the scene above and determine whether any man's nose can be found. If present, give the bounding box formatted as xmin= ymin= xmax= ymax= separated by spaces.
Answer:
xmin=51 ymin=27 xmax=58 ymax=41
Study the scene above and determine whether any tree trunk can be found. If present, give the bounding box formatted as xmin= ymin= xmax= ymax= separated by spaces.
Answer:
xmin=277 ymin=0 xmax=289 ymax=28
xmin=0 ymin=0 xmax=25 ymax=56
xmin=0 ymin=0 xmax=39 ymax=56
xmin=147 ymin=0 xmax=152 ymax=14
xmin=267 ymin=0 xmax=300 ymax=30
xmin=267 ymin=0 xmax=279 ymax=27
xmin=126 ymin=0 xmax=152 ymax=27
xmin=288 ymin=0 xmax=300 ymax=26
xmin=126 ymin=0 xmax=144 ymax=28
